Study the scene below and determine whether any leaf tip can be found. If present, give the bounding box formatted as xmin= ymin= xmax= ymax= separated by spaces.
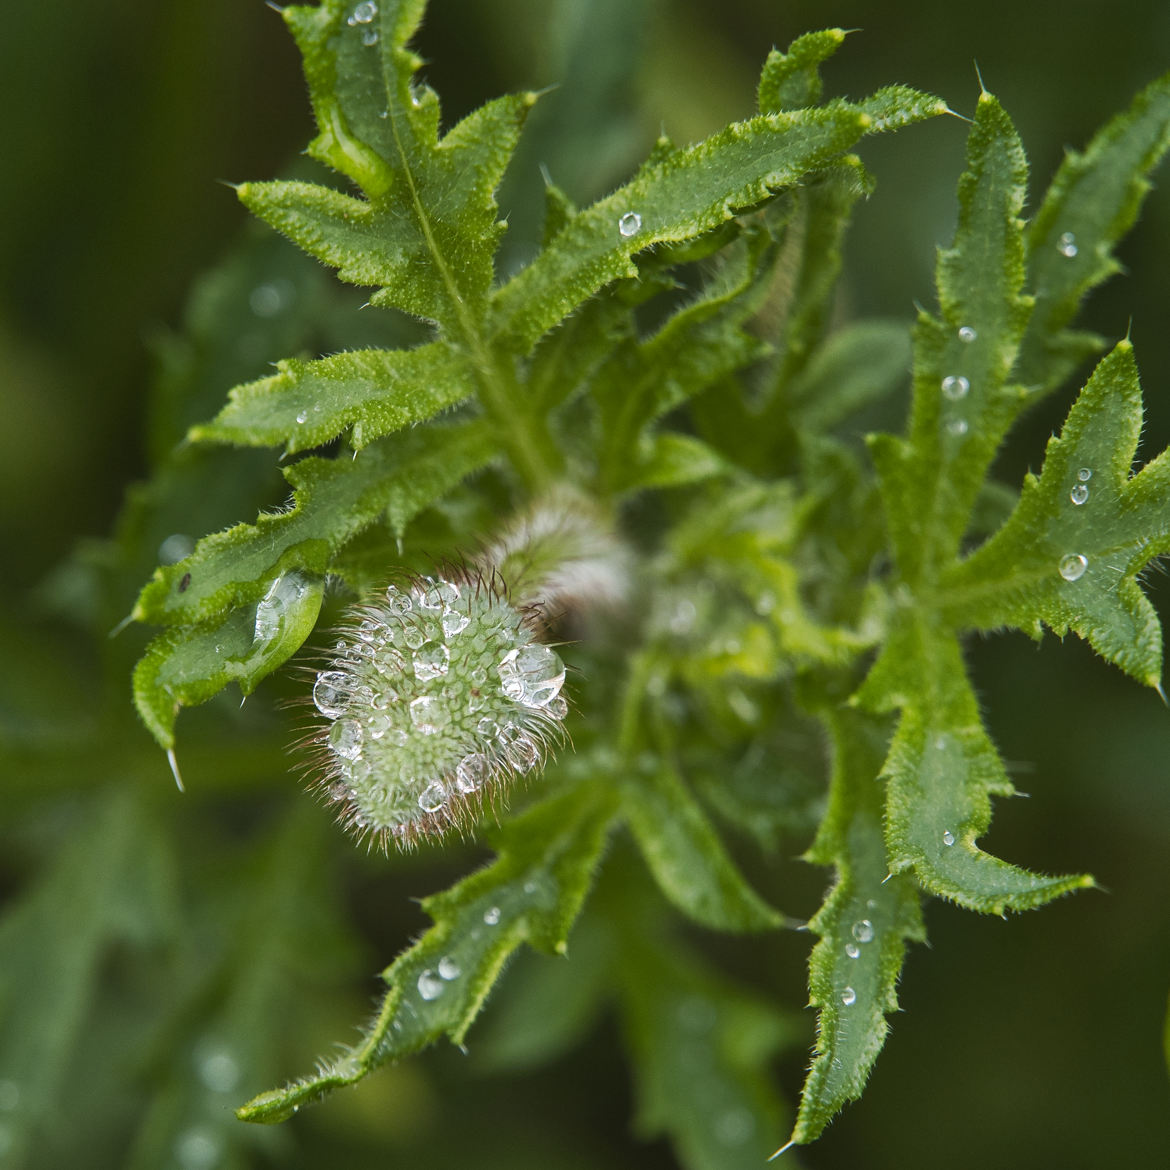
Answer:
xmin=769 ymin=1137 xmax=798 ymax=1161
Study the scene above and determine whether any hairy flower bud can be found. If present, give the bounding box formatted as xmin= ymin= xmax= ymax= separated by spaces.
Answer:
xmin=303 ymin=568 xmax=568 ymax=849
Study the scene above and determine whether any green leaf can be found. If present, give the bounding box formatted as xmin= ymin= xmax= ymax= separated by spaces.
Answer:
xmin=236 ymin=779 xmax=617 ymax=1123
xmin=246 ymin=1 xmax=535 ymax=328
xmin=871 ymin=91 xmax=1032 ymax=585
xmin=133 ymin=422 xmax=495 ymax=628
xmin=757 ymin=29 xmax=848 ymax=113
xmin=1018 ymin=70 xmax=1170 ymax=389
xmin=190 ymin=342 xmax=473 ymax=454
xmin=619 ymin=918 xmax=792 ymax=1170
xmin=785 ymin=707 xmax=925 ymax=1149
xmin=622 ymin=763 xmax=782 ymax=932
xmin=491 ymin=89 xmax=945 ymax=352
xmin=861 ymin=623 xmax=1094 ymax=913
xmin=0 ymin=790 xmax=178 ymax=1165
xmin=943 ymin=341 xmax=1170 ymax=687
xmin=133 ymin=571 xmax=324 ymax=750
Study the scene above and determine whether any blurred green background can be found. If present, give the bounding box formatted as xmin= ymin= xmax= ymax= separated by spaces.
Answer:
xmin=2 ymin=1 xmax=1169 ymax=1167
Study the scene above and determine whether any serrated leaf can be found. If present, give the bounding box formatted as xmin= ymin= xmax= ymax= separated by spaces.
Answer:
xmin=623 ymin=432 xmax=733 ymax=492
xmin=1019 ymin=70 xmax=1170 ymax=389
xmin=757 ymin=29 xmax=848 ymax=114
xmin=943 ymin=341 xmax=1170 ymax=686
xmin=236 ymin=780 xmax=617 ymax=1123
xmin=860 ymin=624 xmax=1094 ymax=914
xmin=491 ymin=89 xmax=945 ymax=352
xmin=622 ymin=763 xmax=781 ymax=932
xmin=133 ymin=572 xmax=323 ymax=749
xmin=133 ymin=422 xmax=494 ymax=628
xmin=190 ymin=342 xmax=473 ymax=454
xmin=248 ymin=1 xmax=535 ymax=327
xmin=872 ymin=92 xmax=1032 ymax=585
xmin=785 ymin=707 xmax=924 ymax=1149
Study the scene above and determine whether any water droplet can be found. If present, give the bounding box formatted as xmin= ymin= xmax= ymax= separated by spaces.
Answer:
xmin=442 ymin=609 xmax=470 ymax=637
xmin=418 ymin=782 xmax=446 ymax=812
xmin=477 ymin=716 xmax=500 ymax=738
xmin=958 ymin=325 xmax=977 ymax=343
xmin=1059 ymin=553 xmax=1088 ymax=582
xmin=345 ymin=756 xmax=372 ymax=783
xmin=402 ymin=624 xmax=425 ymax=650
xmin=499 ymin=644 xmax=565 ymax=707
xmin=385 ymin=586 xmax=412 ymax=615
xmin=941 ymin=374 xmax=970 ymax=400
xmin=194 ymin=1039 xmax=240 ymax=1093
xmin=845 ymin=943 xmax=861 ymax=959
xmin=361 ymin=27 xmax=378 ymax=44
xmin=508 ymin=733 xmax=541 ymax=772
xmin=417 ymin=969 xmax=444 ymax=1000
xmin=1070 ymin=483 xmax=1089 ymax=505
xmin=841 ymin=986 xmax=857 ymax=1006
xmin=455 ymin=753 xmax=488 ymax=793
xmin=483 ymin=905 xmax=502 ymax=925
xmin=942 ymin=829 xmax=956 ymax=846
xmin=175 ymin=1126 xmax=222 ymax=1170
xmin=254 ymin=572 xmax=310 ymax=644
xmin=158 ymin=533 xmax=195 ymax=565
xmin=852 ymin=919 xmax=875 ymax=944
xmin=365 ymin=710 xmax=392 ymax=740
xmin=946 ymin=418 xmax=968 ymax=436
xmin=438 ymin=956 xmax=461 ymax=980
xmin=1057 ymin=231 xmax=1078 ymax=257
xmin=347 ymin=0 xmax=378 ymax=24
xmin=547 ymin=695 xmax=569 ymax=720
xmin=295 ymin=410 xmax=308 ymax=424
xmin=618 ymin=210 xmax=642 ymax=237
xmin=249 ymin=278 xmax=294 ymax=318
xmin=410 ymin=695 xmax=442 ymax=734
xmin=1077 ymin=467 xmax=1092 ymax=482
xmin=328 ymin=719 xmax=363 ymax=759
xmin=413 ymin=641 xmax=450 ymax=680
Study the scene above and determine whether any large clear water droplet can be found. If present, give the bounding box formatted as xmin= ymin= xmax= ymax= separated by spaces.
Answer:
xmin=347 ymin=1 xmax=378 ymax=24
xmin=852 ymin=919 xmax=875 ymax=944
xmin=402 ymin=624 xmax=425 ymax=650
xmin=442 ymin=609 xmax=470 ymax=637
xmin=438 ymin=956 xmax=461 ymax=980
xmin=508 ymin=733 xmax=541 ymax=772
xmin=845 ymin=943 xmax=861 ymax=959
xmin=1070 ymin=483 xmax=1089 ymax=505
xmin=618 ymin=211 xmax=642 ymax=237
xmin=313 ymin=670 xmax=352 ymax=718
xmin=1077 ymin=467 xmax=1092 ymax=482
xmin=942 ymin=829 xmax=956 ymax=846
xmin=254 ymin=572 xmax=309 ymax=644
xmin=385 ymin=585 xmax=412 ymax=615
xmin=1059 ymin=553 xmax=1088 ymax=582
xmin=410 ymin=695 xmax=443 ymax=734
xmin=841 ymin=987 xmax=857 ymax=1006
xmin=417 ymin=969 xmax=444 ymax=1000
xmin=455 ymin=753 xmax=488 ymax=793
xmin=413 ymin=641 xmax=450 ymax=680
xmin=328 ymin=719 xmax=363 ymax=759
xmin=958 ymin=325 xmax=977 ymax=343
xmin=941 ymin=374 xmax=970 ymax=400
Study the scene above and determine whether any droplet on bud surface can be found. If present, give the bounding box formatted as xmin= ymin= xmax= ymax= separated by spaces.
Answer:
xmin=328 ymin=719 xmax=363 ymax=760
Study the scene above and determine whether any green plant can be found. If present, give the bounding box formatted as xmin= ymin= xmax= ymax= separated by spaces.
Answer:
xmin=9 ymin=1 xmax=1170 ymax=1166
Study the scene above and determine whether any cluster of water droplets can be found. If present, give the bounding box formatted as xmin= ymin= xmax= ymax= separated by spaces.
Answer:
xmin=1057 ymin=230 xmax=1078 ymax=258
xmin=347 ymin=1 xmax=379 ymax=44
xmin=840 ymin=911 xmax=877 ymax=1007
xmin=417 ymin=954 xmax=462 ymax=1001
xmin=309 ymin=573 xmax=567 ymax=846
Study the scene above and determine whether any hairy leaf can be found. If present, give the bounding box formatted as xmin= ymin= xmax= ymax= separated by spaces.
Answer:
xmin=944 ymin=341 xmax=1170 ymax=686
xmin=236 ymin=780 xmax=617 ymax=1123
xmin=784 ymin=707 xmax=924 ymax=1149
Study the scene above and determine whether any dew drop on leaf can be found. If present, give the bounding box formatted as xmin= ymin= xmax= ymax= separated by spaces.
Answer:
xmin=1057 ymin=231 xmax=1079 ymax=257
xmin=347 ymin=1 xmax=377 ymax=24
xmin=417 ymin=969 xmax=444 ymax=1000
xmin=618 ymin=211 xmax=642 ymax=237
xmin=946 ymin=418 xmax=968 ymax=436
xmin=361 ymin=28 xmax=378 ymax=45
xmin=940 ymin=374 xmax=970 ymax=400
xmin=1058 ymin=553 xmax=1089 ymax=582
xmin=957 ymin=325 xmax=977 ymax=343
xmin=1077 ymin=467 xmax=1092 ymax=481
xmin=1070 ymin=483 xmax=1089 ymax=505
xmin=942 ymin=829 xmax=956 ymax=847
xmin=841 ymin=987 xmax=857 ymax=1006
xmin=845 ymin=943 xmax=860 ymax=959
xmin=438 ymin=956 xmax=461 ymax=980
xmin=852 ymin=919 xmax=875 ymax=943
xmin=483 ymin=906 xmax=502 ymax=926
